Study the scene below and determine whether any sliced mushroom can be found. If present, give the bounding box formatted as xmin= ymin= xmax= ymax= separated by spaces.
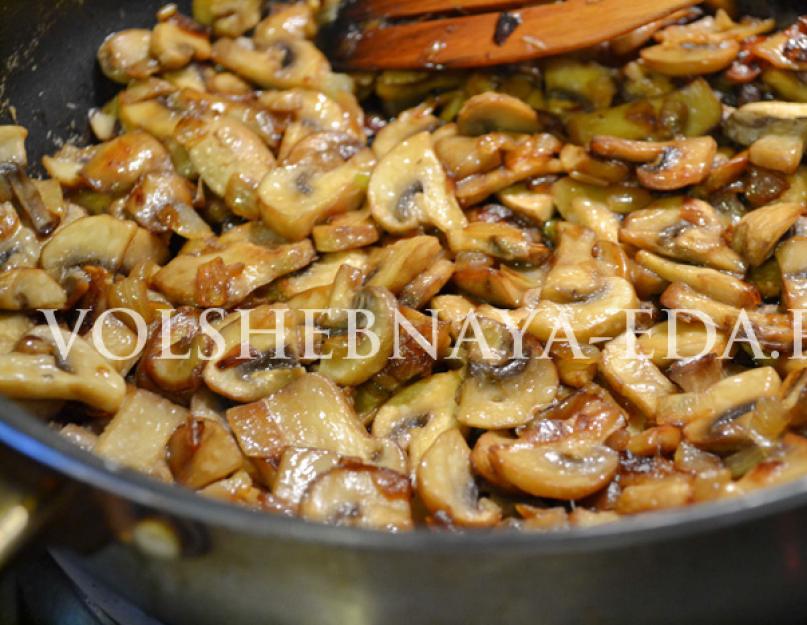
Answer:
xmin=732 ymin=202 xmax=803 ymax=268
xmin=97 ymin=29 xmax=159 ymax=83
xmin=124 ymin=171 xmax=212 ymax=239
xmin=636 ymin=137 xmax=717 ymax=191
xmin=86 ymin=312 xmax=142 ymax=376
xmin=496 ymin=184 xmax=555 ymax=224
xmin=369 ymin=131 xmax=467 ymax=234
xmin=260 ymin=88 xmax=363 ymax=140
xmin=226 ymin=373 xmax=405 ymax=471
xmin=166 ymin=417 xmax=244 ymax=489
xmin=724 ymin=102 xmax=807 ymax=146
xmin=616 ymin=474 xmax=692 ymax=514
xmin=635 ymin=250 xmax=760 ymax=308
xmin=452 ymin=253 xmax=541 ymax=308
xmin=299 ymin=463 xmax=413 ymax=532
xmin=193 ymin=0 xmax=261 ymax=37
xmin=457 ymin=325 xmax=558 ymax=429
xmin=417 ymin=429 xmax=501 ymax=528
xmin=620 ymin=199 xmax=745 ymax=273
xmin=541 ymin=223 xmax=600 ymax=302
xmin=399 ymin=258 xmax=455 ymax=309
xmin=0 ymin=126 xmax=28 ymax=167
xmin=447 ymin=222 xmax=549 ymax=265
xmin=736 ymin=433 xmax=807 ymax=493
xmin=40 ymin=215 xmax=137 ymax=281
xmin=318 ymin=287 xmax=397 ymax=386
xmin=153 ymin=240 xmax=315 ymax=307
xmin=777 ymin=236 xmax=807 ymax=312
xmin=366 ymin=235 xmax=442 ymax=294
xmin=150 ymin=15 xmax=212 ymax=71
xmin=748 ymin=134 xmax=805 ymax=175
xmin=527 ymin=277 xmax=640 ymax=344
xmin=272 ymin=447 xmax=341 ymax=508
xmin=372 ymin=370 xmax=462 ymax=474
xmin=203 ymin=306 xmax=306 ymax=402
xmin=96 ymin=388 xmax=187 ymax=480
xmin=0 ymin=313 xmax=33 ymax=354
xmin=270 ymin=251 xmax=368 ymax=301
xmin=0 ymin=268 xmax=67 ymax=310
xmin=311 ymin=210 xmax=380 ymax=254
xmin=254 ymin=3 xmax=316 ymax=44
xmin=456 ymin=93 xmax=540 ymax=136
xmin=0 ymin=325 xmax=126 ymax=413
xmin=373 ymin=104 xmax=439 ymax=158
xmin=259 ymin=150 xmax=374 ymax=241
xmin=641 ymin=37 xmax=740 ymax=76
xmin=177 ymin=115 xmax=275 ymax=221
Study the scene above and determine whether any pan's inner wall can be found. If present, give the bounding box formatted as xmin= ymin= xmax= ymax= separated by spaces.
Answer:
xmin=0 ymin=0 xmax=191 ymax=167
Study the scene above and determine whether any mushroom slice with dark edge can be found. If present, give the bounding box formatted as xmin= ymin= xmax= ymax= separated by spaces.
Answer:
xmin=640 ymin=36 xmax=740 ymax=77
xmin=166 ymin=417 xmax=244 ymax=489
xmin=369 ymin=131 xmax=467 ymax=235
xmin=635 ymin=250 xmax=760 ymax=308
xmin=96 ymin=388 xmax=188 ymax=481
xmin=1 ymin=166 xmax=61 ymax=237
xmin=777 ymin=236 xmax=807 ymax=311
xmin=124 ymin=172 xmax=212 ymax=239
xmin=447 ymin=222 xmax=549 ymax=266
xmin=80 ymin=132 xmax=172 ymax=195
xmin=226 ymin=373 xmax=405 ymax=471
xmin=456 ymin=93 xmax=540 ymax=136
xmin=203 ymin=306 xmax=306 ymax=402
xmin=272 ymin=448 xmax=341 ymax=509
xmin=620 ymin=199 xmax=745 ymax=273
xmin=97 ymin=29 xmax=159 ymax=83
xmin=0 ymin=326 xmax=126 ymax=413
xmin=259 ymin=150 xmax=374 ymax=241
xmin=724 ymin=102 xmax=807 ymax=146
xmin=636 ymin=137 xmax=717 ymax=191
xmin=40 ymin=215 xmax=137 ymax=281
xmin=372 ymin=370 xmax=462 ymax=474
xmin=457 ymin=322 xmax=558 ymax=429
xmin=417 ymin=429 xmax=501 ymax=528
xmin=299 ymin=463 xmax=413 ymax=532
xmin=732 ymin=202 xmax=803 ymax=268
xmin=599 ymin=332 xmax=677 ymax=419
xmin=366 ymin=235 xmax=442 ymax=295
xmin=318 ymin=287 xmax=397 ymax=386
xmin=153 ymin=239 xmax=315 ymax=307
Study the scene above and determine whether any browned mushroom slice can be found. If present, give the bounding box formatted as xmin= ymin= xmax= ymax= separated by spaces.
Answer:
xmin=635 ymin=250 xmax=760 ymax=308
xmin=204 ymin=306 xmax=306 ymax=402
xmin=369 ymin=131 xmax=466 ymax=235
xmin=665 ymin=353 xmax=724 ymax=394
xmin=447 ymin=222 xmax=549 ymax=266
xmin=125 ymin=172 xmax=212 ymax=239
xmin=150 ymin=14 xmax=212 ymax=70
xmin=299 ymin=464 xmax=413 ymax=532
xmin=226 ymin=373 xmax=404 ymax=471
xmin=748 ymin=134 xmax=805 ymax=175
xmin=456 ymin=93 xmax=540 ymax=136
xmin=599 ymin=332 xmax=677 ymax=419
xmin=311 ymin=209 xmax=379 ymax=254
xmin=641 ymin=37 xmax=740 ymax=77
xmin=452 ymin=253 xmax=540 ymax=309
xmin=616 ymin=474 xmax=693 ymax=514
xmin=97 ymin=29 xmax=159 ymax=83
xmin=96 ymin=388 xmax=188 ymax=480
xmin=516 ymin=505 xmax=569 ymax=532
xmin=366 ymin=235 xmax=442 ymax=295
xmin=778 ymin=236 xmax=807 ymax=312
xmin=724 ymin=101 xmax=807 ymax=147
xmin=627 ymin=425 xmax=682 ymax=457
xmin=399 ymin=258 xmax=455 ymax=310
xmin=736 ymin=433 xmax=807 ymax=493
xmin=153 ymin=240 xmax=314 ymax=307
xmin=372 ymin=370 xmax=462 ymax=474
xmin=0 ymin=268 xmax=67 ymax=310
xmin=261 ymin=89 xmax=363 ymax=144
xmin=259 ymin=150 xmax=373 ymax=241
xmin=417 ymin=430 xmax=501 ymax=528
xmin=254 ymin=2 xmax=316 ymax=43
xmin=491 ymin=437 xmax=619 ymax=500
xmin=166 ymin=417 xmax=244 ymax=489
xmin=272 ymin=447 xmax=342 ymax=508
xmin=527 ymin=277 xmax=639 ymax=344
xmin=319 ymin=287 xmax=397 ymax=386
xmin=732 ymin=202 xmax=803 ymax=268
xmin=636 ymin=137 xmax=717 ymax=191
xmin=541 ymin=223 xmax=601 ymax=302
xmin=0 ymin=326 xmax=126 ymax=413
xmin=435 ymin=133 xmax=507 ymax=180
xmin=457 ymin=324 xmax=558 ymax=429
xmin=620 ymin=200 xmax=745 ymax=273
xmin=80 ymin=132 xmax=172 ymax=195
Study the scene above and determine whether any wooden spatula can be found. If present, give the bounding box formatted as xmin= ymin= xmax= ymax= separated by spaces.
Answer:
xmin=328 ymin=0 xmax=701 ymax=70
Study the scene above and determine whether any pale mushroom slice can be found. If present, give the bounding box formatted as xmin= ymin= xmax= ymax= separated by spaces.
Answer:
xmin=435 ymin=133 xmax=507 ymax=180
xmin=748 ymin=134 xmax=805 ymax=175
xmin=226 ymin=373 xmax=404 ymax=472
xmin=166 ymin=417 xmax=244 ymax=489
xmin=457 ymin=323 xmax=558 ymax=429
xmin=40 ymin=214 xmax=137 ymax=282
xmin=260 ymin=88 xmax=363 ymax=140
xmin=447 ymin=222 xmax=549 ymax=266
xmin=80 ymin=132 xmax=172 ymax=195
xmin=299 ymin=464 xmax=413 ymax=532
xmin=620 ymin=200 xmax=746 ymax=273
xmin=399 ymin=258 xmax=455 ymax=309
xmin=634 ymin=250 xmax=760 ymax=308
xmin=490 ymin=437 xmax=619 ymax=501
xmin=177 ymin=115 xmax=275 ymax=221
xmin=724 ymin=102 xmax=807 ymax=146
xmin=637 ymin=320 xmax=728 ymax=368
xmin=203 ymin=306 xmax=306 ymax=403
xmin=616 ymin=474 xmax=693 ymax=514
xmin=777 ymin=236 xmax=807 ymax=312
xmin=193 ymin=0 xmax=261 ymax=37
xmin=456 ymin=93 xmax=540 ymax=136
xmin=0 ymin=313 xmax=33 ymax=354
xmin=0 ymin=268 xmax=67 ymax=311
xmin=599 ymin=332 xmax=677 ymax=419
xmin=311 ymin=209 xmax=380 ymax=254
xmin=541 ymin=223 xmax=601 ymax=303
xmin=417 ymin=429 xmax=501 ymax=528
xmin=366 ymin=235 xmax=443 ymax=295
xmin=372 ymin=370 xmax=462 ymax=474
xmin=254 ymin=2 xmax=316 ymax=43
xmin=258 ymin=150 xmax=374 ymax=241
xmin=150 ymin=13 xmax=212 ymax=70
xmin=97 ymin=29 xmax=159 ymax=83
xmin=732 ymin=202 xmax=803 ymax=268
xmin=153 ymin=240 xmax=315 ymax=307
xmin=496 ymin=184 xmax=555 ymax=224
xmin=318 ymin=287 xmax=397 ymax=386
xmin=527 ymin=277 xmax=640 ymax=344
xmin=96 ymin=388 xmax=188 ymax=481
xmin=272 ymin=448 xmax=342 ymax=509
xmin=373 ymin=104 xmax=439 ymax=158
xmin=0 ymin=125 xmax=28 ymax=166
xmin=369 ymin=131 xmax=467 ymax=235
xmin=550 ymin=179 xmax=622 ymax=243
xmin=0 ymin=326 xmax=126 ymax=413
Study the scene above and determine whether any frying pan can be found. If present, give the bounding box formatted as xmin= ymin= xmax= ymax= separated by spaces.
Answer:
xmin=2 ymin=1 xmax=807 ymax=624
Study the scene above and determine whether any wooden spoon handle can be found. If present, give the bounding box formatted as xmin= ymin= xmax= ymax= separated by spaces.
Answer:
xmin=335 ymin=0 xmax=700 ymax=70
